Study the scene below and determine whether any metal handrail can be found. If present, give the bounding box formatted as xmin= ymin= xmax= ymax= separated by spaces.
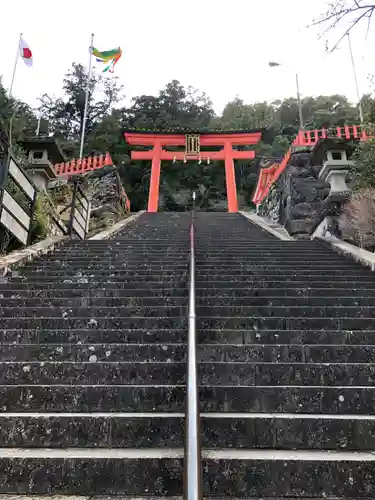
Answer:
xmin=184 ymin=192 xmax=203 ymax=500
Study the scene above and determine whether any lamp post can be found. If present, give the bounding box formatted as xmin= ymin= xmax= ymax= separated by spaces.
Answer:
xmin=347 ymin=33 xmax=364 ymax=125
xmin=269 ymin=61 xmax=304 ymax=129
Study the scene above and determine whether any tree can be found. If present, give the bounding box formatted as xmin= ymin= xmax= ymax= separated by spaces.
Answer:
xmin=0 ymin=83 xmax=37 ymax=151
xmin=124 ymin=80 xmax=214 ymax=130
xmin=312 ymin=1 xmax=375 ymax=51
xmin=39 ymin=63 xmax=123 ymax=155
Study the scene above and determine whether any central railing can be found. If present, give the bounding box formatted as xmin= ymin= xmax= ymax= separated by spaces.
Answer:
xmin=184 ymin=191 xmax=203 ymax=500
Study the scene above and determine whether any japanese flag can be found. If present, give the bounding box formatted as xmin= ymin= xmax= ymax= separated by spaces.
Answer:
xmin=19 ymin=38 xmax=33 ymax=67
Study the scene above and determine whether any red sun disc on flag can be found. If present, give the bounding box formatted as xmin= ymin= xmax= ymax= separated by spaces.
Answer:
xmin=22 ymin=48 xmax=32 ymax=59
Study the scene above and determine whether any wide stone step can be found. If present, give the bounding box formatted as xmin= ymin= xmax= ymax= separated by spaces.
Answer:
xmin=196 ymin=263 xmax=361 ymax=269
xmin=4 ymin=295 xmax=372 ymax=308
xmin=0 ymin=362 xmax=185 ymax=385
xmin=0 ymin=328 xmax=187 ymax=344
xmin=199 ymin=362 xmax=375 ymax=386
xmin=0 ymin=343 xmax=187 ymax=362
xmin=195 ymin=255 xmax=353 ymax=261
xmin=0 ymin=385 xmax=185 ymax=412
xmin=0 ymin=449 xmax=373 ymax=495
xmin=197 ymin=296 xmax=375 ymax=307
xmin=2 ymin=384 xmax=374 ymax=414
xmin=1 ymin=286 xmax=372 ymax=298
xmin=29 ymin=260 xmax=190 ymax=267
xmin=199 ymin=344 xmax=375 ymax=363
xmin=195 ymin=272 xmax=374 ymax=280
xmin=197 ymin=305 xmax=375 ymax=318
xmin=0 ymin=288 xmax=188 ymax=299
xmin=198 ymin=316 xmax=375 ymax=330
xmin=12 ymin=313 xmax=373 ymax=332
xmin=200 ymin=386 xmax=375 ymax=413
xmin=195 ymin=287 xmax=375 ymax=298
xmin=0 ymin=282 xmax=188 ymax=291
xmin=0 ymin=317 xmax=188 ymax=330
xmin=0 ymin=361 xmax=371 ymax=386
xmin=13 ymin=270 xmax=189 ymax=279
xmin=1 ymin=412 xmax=374 ymax=450
xmin=196 ymin=267 xmax=364 ymax=275
xmin=0 ymin=305 xmax=187 ymax=318
xmin=195 ymin=280 xmax=374 ymax=289
xmin=0 ymin=413 xmax=184 ymax=448
xmin=199 ymin=329 xmax=375 ymax=345
xmin=0 ymin=296 xmax=188 ymax=307
xmin=6 ymin=274 xmax=188 ymax=283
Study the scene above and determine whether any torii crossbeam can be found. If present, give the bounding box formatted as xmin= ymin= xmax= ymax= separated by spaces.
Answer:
xmin=124 ymin=130 xmax=263 ymax=212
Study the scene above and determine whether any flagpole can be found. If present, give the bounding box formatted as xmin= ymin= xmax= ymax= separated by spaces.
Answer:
xmin=9 ymin=33 xmax=22 ymax=98
xmin=79 ymin=33 xmax=94 ymax=159
xmin=347 ymin=33 xmax=364 ymax=125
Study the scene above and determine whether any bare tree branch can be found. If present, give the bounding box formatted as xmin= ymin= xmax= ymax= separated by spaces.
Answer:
xmin=310 ymin=1 xmax=375 ymax=51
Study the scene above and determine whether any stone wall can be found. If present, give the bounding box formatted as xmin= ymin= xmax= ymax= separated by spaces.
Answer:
xmin=259 ymin=150 xmax=330 ymax=239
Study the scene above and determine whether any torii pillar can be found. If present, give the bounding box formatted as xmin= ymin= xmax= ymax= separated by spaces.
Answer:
xmin=124 ymin=131 xmax=263 ymax=213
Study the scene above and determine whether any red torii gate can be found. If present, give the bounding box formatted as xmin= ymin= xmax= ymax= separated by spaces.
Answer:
xmin=124 ymin=130 xmax=263 ymax=212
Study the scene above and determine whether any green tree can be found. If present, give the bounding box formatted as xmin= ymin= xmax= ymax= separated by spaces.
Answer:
xmin=39 ymin=63 xmax=123 ymax=156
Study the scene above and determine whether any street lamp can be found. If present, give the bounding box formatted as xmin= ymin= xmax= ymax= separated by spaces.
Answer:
xmin=347 ymin=33 xmax=364 ymax=125
xmin=269 ymin=61 xmax=304 ymax=129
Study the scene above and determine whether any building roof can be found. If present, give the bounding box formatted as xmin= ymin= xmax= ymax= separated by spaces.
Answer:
xmin=20 ymin=136 xmax=66 ymax=164
xmin=123 ymin=128 xmax=265 ymax=136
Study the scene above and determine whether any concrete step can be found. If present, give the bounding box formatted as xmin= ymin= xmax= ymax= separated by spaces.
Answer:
xmin=13 ymin=315 xmax=375 ymax=332
xmin=195 ymin=287 xmax=375 ymax=297
xmin=0 ymin=385 xmax=186 ymax=412
xmin=199 ymin=386 xmax=375 ymax=414
xmin=0 ymin=361 xmax=372 ymax=387
xmin=0 ymin=288 xmax=188 ymax=299
xmin=0 ymin=328 xmax=187 ymax=344
xmin=0 ymin=344 xmax=187 ymax=362
xmin=199 ymin=329 xmax=375 ymax=345
xmin=22 ymin=265 xmax=189 ymax=275
xmin=0 ymin=448 xmax=373 ymax=495
xmin=199 ymin=362 xmax=375 ymax=386
xmin=198 ymin=316 xmax=375 ymax=330
xmin=0 ymin=305 xmax=188 ymax=318
xmin=196 ymin=296 xmax=375 ymax=307
xmin=0 ymin=362 xmax=186 ymax=385
xmin=12 ymin=270 xmax=189 ymax=279
xmin=196 ymin=267 xmax=366 ymax=274
xmin=0 ymin=412 xmax=374 ymax=450
xmin=195 ymin=272 xmax=375 ymax=280
xmin=195 ymin=280 xmax=375 ymax=289
xmin=3 ymin=341 xmax=375 ymax=363
xmin=1 ymin=287 xmax=373 ymax=298
xmin=4 ymin=384 xmax=375 ymax=414
xmin=3 ymin=295 xmax=373 ymax=308
xmin=199 ymin=344 xmax=375 ymax=363
xmin=0 ymin=282 xmax=188 ymax=291
xmin=196 ymin=305 xmax=375 ymax=318
xmin=0 ymin=317 xmax=188 ymax=330
xmin=0 ymin=296 xmax=188 ymax=307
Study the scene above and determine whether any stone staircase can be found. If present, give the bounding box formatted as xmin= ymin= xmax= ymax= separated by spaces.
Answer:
xmin=0 ymin=212 xmax=190 ymax=494
xmin=0 ymin=211 xmax=375 ymax=497
xmin=195 ymin=212 xmax=375 ymax=499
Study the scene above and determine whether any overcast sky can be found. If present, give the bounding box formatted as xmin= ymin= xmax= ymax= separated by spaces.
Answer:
xmin=1 ymin=0 xmax=375 ymax=114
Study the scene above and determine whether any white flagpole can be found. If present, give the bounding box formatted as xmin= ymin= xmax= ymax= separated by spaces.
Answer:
xmin=347 ymin=33 xmax=364 ymax=125
xmin=9 ymin=33 xmax=22 ymax=98
xmin=79 ymin=33 xmax=94 ymax=159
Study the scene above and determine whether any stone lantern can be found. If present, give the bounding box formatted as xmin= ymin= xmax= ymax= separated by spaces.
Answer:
xmin=19 ymin=137 xmax=65 ymax=192
xmin=310 ymin=137 xmax=354 ymax=238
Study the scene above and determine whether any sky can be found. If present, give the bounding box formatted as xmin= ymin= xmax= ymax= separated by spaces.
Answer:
xmin=1 ymin=0 xmax=375 ymax=115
